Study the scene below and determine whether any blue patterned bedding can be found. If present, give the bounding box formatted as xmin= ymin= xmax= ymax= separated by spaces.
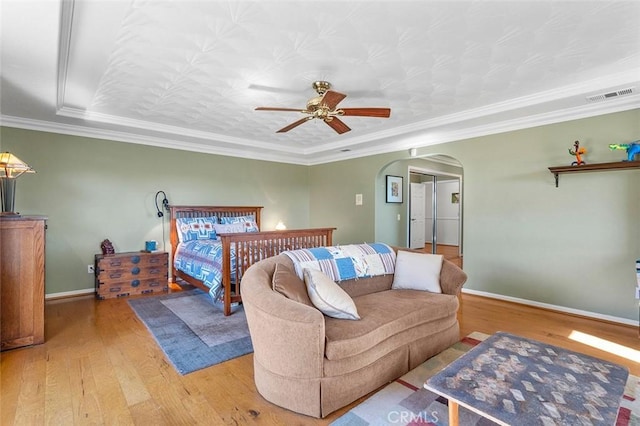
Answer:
xmin=283 ymin=242 xmax=396 ymax=282
xmin=173 ymin=240 xmax=236 ymax=301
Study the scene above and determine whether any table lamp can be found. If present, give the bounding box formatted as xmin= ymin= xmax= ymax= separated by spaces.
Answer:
xmin=0 ymin=152 xmax=35 ymax=215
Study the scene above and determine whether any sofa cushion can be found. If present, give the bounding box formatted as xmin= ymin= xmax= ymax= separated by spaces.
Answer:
xmin=324 ymin=289 xmax=458 ymax=360
xmin=391 ymin=251 xmax=443 ymax=293
xmin=272 ymin=263 xmax=314 ymax=307
xmin=303 ymin=268 xmax=360 ymax=320
xmin=323 ymin=317 xmax=458 ymax=377
xmin=337 ymin=274 xmax=393 ymax=298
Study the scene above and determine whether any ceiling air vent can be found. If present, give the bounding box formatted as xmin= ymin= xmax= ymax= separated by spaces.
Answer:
xmin=586 ymin=87 xmax=636 ymax=102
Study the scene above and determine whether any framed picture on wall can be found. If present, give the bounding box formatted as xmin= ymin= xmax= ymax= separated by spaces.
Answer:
xmin=386 ymin=175 xmax=403 ymax=203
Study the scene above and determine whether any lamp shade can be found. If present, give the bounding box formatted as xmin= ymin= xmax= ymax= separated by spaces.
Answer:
xmin=0 ymin=152 xmax=35 ymax=214
xmin=0 ymin=152 xmax=35 ymax=178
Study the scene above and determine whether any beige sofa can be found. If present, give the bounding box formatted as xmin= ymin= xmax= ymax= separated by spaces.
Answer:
xmin=240 ymin=252 xmax=467 ymax=418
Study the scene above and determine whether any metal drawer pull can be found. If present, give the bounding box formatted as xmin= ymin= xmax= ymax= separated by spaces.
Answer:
xmin=131 ymin=255 xmax=141 ymax=264
xmin=109 ymin=273 xmax=122 ymax=279
xmin=131 ymin=280 xmax=140 ymax=287
xmin=109 ymin=260 xmax=122 ymax=267
xmin=149 ymin=268 xmax=161 ymax=274
xmin=131 ymin=267 xmax=140 ymax=275
xmin=149 ymin=281 xmax=160 ymax=287
xmin=109 ymin=287 xmax=121 ymax=292
xmin=149 ymin=257 xmax=161 ymax=264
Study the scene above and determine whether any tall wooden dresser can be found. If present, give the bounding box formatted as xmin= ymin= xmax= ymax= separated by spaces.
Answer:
xmin=0 ymin=215 xmax=46 ymax=351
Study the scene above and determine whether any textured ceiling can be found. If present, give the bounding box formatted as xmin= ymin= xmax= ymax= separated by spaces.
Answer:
xmin=1 ymin=0 xmax=639 ymax=164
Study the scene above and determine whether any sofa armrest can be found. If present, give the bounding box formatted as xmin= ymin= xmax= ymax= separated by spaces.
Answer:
xmin=241 ymin=264 xmax=326 ymax=379
xmin=439 ymin=259 xmax=467 ymax=295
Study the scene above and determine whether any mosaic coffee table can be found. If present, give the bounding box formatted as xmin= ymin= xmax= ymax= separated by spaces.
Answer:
xmin=425 ymin=332 xmax=629 ymax=425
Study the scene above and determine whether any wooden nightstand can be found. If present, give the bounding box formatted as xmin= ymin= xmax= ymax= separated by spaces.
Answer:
xmin=95 ymin=251 xmax=168 ymax=299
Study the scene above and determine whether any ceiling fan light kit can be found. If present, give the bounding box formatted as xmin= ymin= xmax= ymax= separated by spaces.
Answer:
xmin=255 ymin=81 xmax=391 ymax=134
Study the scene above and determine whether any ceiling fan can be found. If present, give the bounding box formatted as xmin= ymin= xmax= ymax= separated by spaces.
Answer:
xmin=255 ymin=81 xmax=391 ymax=134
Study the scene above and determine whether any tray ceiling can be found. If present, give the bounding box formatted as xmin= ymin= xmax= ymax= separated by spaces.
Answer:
xmin=2 ymin=0 xmax=639 ymax=165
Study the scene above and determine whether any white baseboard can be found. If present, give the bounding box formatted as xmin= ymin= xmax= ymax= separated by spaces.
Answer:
xmin=45 ymin=288 xmax=95 ymax=300
xmin=462 ymin=288 xmax=639 ymax=327
xmin=44 ymin=287 xmax=638 ymax=326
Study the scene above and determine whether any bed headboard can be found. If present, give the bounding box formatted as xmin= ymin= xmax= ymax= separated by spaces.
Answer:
xmin=169 ymin=205 xmax=263 ymax=253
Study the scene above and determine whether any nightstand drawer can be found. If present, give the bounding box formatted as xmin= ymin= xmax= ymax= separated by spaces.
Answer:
xmin=96 ymin=277 xmax=168 ymax=300
xmin=97 ymin=253 xmax=167 ymax=269
xmin=97 ymin=265 xmax=166 ymax=281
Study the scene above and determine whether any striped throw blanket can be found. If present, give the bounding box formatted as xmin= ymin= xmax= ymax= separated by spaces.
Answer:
xmin=283 ymin=243 xmax=396 ymax=282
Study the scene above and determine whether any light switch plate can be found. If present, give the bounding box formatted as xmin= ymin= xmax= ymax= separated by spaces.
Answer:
xmin=355 ymin=194 xmax=363 ymax=205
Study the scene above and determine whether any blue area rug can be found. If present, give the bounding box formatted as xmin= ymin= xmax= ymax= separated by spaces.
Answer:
xmin=128 ymin=289 xmax=252 ymax=375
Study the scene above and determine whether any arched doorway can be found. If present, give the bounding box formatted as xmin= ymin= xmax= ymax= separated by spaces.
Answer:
xmin=375 ymin=154 xmax=463 ymax=263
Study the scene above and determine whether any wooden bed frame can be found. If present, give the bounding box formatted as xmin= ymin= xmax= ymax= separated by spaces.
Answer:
xmin=169 ymin=205 xmax=335 ymax=316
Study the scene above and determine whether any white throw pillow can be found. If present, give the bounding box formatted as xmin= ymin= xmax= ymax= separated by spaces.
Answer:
xmin=391 ymin=251 xmax=443 ymax=293
xmin=303 ymin=268 xmax=360 ymax=320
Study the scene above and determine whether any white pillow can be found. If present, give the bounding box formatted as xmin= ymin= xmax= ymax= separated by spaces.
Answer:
xmin=303 ymin=268 xmax=360 ymax=320
xmin=391 ymin=251 xmax=443 ymax=293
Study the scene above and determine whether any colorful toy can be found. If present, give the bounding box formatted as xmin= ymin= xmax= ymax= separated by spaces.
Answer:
xmin=568 ymin=140 xmax=586 ymax=165
xmin=609 ymin=141 xmax=640 ymax=162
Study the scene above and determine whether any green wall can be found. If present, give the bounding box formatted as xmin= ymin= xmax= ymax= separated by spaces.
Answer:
xmin=310 ymin=109 xmax=640 ymax=321
xmin=2 ymin=108 xmax=638 ymax=321
xmin=1 ymin=128 xmax=310 ymax=295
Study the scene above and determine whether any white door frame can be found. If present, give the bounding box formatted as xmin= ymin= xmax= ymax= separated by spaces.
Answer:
xmin=407 ymin=165 xmax=463 ymax=256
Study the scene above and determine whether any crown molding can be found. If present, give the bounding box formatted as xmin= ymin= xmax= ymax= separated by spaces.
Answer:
xmin=3 ymin=91 xmax=638 ymax=167
xmin=303 ymin=70 xmax=640 ymax=155
xmin=56 ymin=0 xmax=75 ymax=111
xmin=56 ymin=106 xmax=303 ymax=155
xmin=0 ymin=115 xmax=309 ymax=165
xmin=306 ymin=94 xmax=640 ymax=165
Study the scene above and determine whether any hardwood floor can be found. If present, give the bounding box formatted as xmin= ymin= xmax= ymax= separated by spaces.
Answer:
xmin=1 ymin=292 xmax=637 ymax=425
xmin=422 ymin=243 xmax=462 ymax=268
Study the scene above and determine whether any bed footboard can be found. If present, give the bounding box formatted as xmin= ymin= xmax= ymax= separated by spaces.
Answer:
xmin=219 ymin=228 xmax=334 ymax=316
xmin=169 ymin=205 xmax=334 ymax=316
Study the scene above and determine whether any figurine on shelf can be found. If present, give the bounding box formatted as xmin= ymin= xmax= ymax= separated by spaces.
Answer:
xmin=100 ymin=239 xmax=115 ymax=255
xmin=568 ymin=140 xmax=586 ymax=165
xmin=609 ymin=141 xmax=640 ymax=162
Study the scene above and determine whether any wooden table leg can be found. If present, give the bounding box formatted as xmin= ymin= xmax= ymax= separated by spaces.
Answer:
xmin=448 ymin=400 xmax=459 ymax=426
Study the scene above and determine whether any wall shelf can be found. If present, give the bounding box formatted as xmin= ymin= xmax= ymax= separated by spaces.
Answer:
xmin=548 ymin=161 xmax=640 ymax=187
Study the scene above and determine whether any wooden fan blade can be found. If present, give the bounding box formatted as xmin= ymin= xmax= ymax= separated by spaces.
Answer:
xmin=340 ymin=108 xmax=391 ymax=118
xmin=325 ymin=117 xmax=351 ymax=134
xmin=255 ymin=107 xmax=305 ymax=112
xmin=277 ymin=116 xmax=313 ymax=133
xmin=322 ymin=90 xmax=347 ymax=109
